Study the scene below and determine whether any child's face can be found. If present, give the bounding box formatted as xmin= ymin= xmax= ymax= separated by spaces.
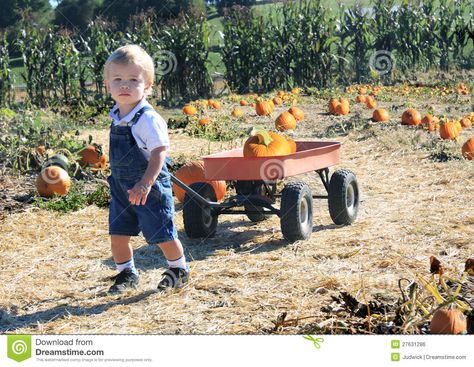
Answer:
xmin=105 ymin=62 xmax=152 ymax=106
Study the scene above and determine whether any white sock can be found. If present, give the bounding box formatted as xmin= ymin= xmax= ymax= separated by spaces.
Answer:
xmin=167 ymin=255 xmax=187 ymax=270
xmin=116 ymin=259 xmax=138 ymax=275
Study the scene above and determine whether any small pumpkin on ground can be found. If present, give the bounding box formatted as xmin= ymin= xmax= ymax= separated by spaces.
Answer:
xmin=401 ymin=108 xmax=422 ymax=126
xmin=199 ymin=117 xmax=210 ymax=126
xmin=173 ymin=160 xmax=226 ymax=203
xmin=36 ymin=166 xmax=71 ymax=198
xmin=231 ymin=108 xmax=244 ymax=118
xmin=372 ymin=108 xmax=390 ymax=122
xmin=335 ymin=102 xmax=350 ymax=115
xmin=275 ymin=111 xmax=297 ymax=131
xmin=272 ymin=97 xmax=283 ymax=105
xmin=357 ymin=95 xmax=366 ymax=103
xmin=182 ymin=105 xmax=197 ymax=116
xmin=460 ymin=118 xmax=472 ymax=128
xmin=365 ymin=96 xmax=377 ymax=109
xmin=288 ymin=106 xmax=304 ymax=121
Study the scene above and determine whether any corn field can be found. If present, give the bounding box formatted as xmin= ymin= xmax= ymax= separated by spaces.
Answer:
xmin=223 ymin=0 xmax=474 ymax=93
xmin=0 ymin=0 xmax=473 ymax=108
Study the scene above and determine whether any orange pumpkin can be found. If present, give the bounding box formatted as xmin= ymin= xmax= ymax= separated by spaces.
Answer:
xmin=173 ymin=160 xmax=226 ymax=203
xmin=240 ymin=100 xmax=248 ymax=106
xmin=372 ymin=108 xmax=390 ymax=122
xmin=335 ymin=101 xmax=350 ymax=116
xmin=210 ymin=100 xmax=221 ymax=109
xmin=287 ymin=138 xmax=297 ymax=154
xmin=182 ymin=105 xmax=197 ymax=116
xmin=430 ymin=308 xmax=467 ymax=334
xmin=243 ymin=130 xmax=290 ymax=157
xmin=329 ymin=98 xmax=340 ymax=114
xmin=232 ymin=108 xmax=243 ymax=118
xmin=199 ymin=117 xmax=210 ymax=126
xmin=272 ymin=97 xmax=283 ymax=105
xmin=291 ymin=87 xmax=301 ymax=95
xmin=275 ymin=111 xmax=297 ymax=131
xmin=288 ymin=107 xmax=304 ymax=121
xmin=255 ymin=100 xmax=274 ymax=116
xmin=462 ymin=137 xmax=474 ymax=160
xmin=421 ymin=114 xmax=439 ymax=132
xmin=359 ymin=86 xmax=368 ymax=94
xmin=460 ymin=118 xmax=472 ymax=128
xmin=357 ymin=95 xmax=366 ymax=103
xmin=365 ymin=96 xmax=377 ymax=109
xmin=78 ymin=145 xmax=106 ymax=168
xmin=454 ymin=120 xmax=463 ymax=134
xmin=401 ymin=108 xmax=421 ymax=126
xmin=439 ymin=120 xmax=459 ymax=140
xmin=35 ymin=166 xmax=71 ymax=198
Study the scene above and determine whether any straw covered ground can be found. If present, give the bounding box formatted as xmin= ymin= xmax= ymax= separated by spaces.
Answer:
xmin=0 ymin=88 xmax=473 ymax=334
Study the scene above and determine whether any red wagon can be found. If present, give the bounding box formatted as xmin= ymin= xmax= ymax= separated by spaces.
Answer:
xmin=170 ymin=141 xmax=359 ymax=242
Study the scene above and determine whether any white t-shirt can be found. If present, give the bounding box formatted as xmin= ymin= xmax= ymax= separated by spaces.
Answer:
xmin=109 ymin=98 xmax=170 ymax=161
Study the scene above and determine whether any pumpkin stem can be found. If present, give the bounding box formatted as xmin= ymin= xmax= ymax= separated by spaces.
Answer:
xmin=255 ymin=130 xmax=273 ymax=147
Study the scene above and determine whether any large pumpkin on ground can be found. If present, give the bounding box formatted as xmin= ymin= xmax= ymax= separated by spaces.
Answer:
xmin=243 ymin=130 xmax=291 ymax=157
xmin=173 ymin=160 xmax=226 ymax=203
xmin=36 ymin=166 xmax=71 ymax=198
xmin=462 ymin=137 xmax=474 ymax=160
xmin=430 ymin=308 xmax=467 ymax=334
xmin=78 ymin=145 xmax=108 ymax=168
xmin=439 ymin=120 xmax=459 ymax=140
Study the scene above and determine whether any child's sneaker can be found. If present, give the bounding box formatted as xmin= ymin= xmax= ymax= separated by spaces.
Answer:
xmin=108 ymin=268 xmax=139 ymax=294
xmin=157 ymin=267 xmax=189 ymax=291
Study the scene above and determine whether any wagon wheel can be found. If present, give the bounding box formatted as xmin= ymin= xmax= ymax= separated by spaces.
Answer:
xmin=235 ymin=180 xmax=275 ymax=222
xmin=183 ymin=182 xmax=218 ymax=238
xmin=280 ymin=181 xmax=313 ymax=242
xmin=328 ymin=169 xmax=359 ymax=225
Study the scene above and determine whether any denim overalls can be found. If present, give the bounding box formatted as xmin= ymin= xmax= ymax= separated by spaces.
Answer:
xmin=107 ymin=106 xmax=178 ymax=245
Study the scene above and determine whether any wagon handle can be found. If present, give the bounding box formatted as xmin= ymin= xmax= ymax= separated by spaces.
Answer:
xmin=169 ymin=173 xmax=222 ymax=209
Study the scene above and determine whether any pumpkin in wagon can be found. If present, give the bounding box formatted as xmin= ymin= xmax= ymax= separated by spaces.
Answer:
xmin=243 ymin=130 xmax=291 ymax=157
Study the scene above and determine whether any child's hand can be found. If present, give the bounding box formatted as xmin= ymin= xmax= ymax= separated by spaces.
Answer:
xmin=128 ymin=181 xmax=152 ymax=205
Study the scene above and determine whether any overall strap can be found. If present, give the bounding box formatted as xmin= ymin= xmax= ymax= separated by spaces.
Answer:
xmin=127 ymin=106 xmax=154 ymax=127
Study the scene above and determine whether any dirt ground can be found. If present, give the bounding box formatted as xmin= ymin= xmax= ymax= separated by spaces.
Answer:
xmin=0 ymin=92 xmax=473 ymax=334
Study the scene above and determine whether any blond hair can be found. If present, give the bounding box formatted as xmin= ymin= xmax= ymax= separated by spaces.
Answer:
xmin=103 ymin=44 xmax=155 ymax=85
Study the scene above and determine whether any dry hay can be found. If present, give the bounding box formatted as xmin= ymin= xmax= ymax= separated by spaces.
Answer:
xmin=0 ymin=97 xmax=473 ymax=335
